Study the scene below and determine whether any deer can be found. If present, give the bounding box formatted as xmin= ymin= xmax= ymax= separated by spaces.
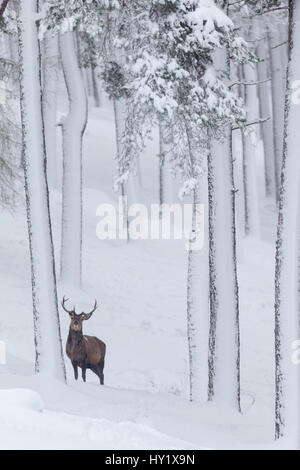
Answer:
xmin=62 ymin=297 xmax=106 ymax=385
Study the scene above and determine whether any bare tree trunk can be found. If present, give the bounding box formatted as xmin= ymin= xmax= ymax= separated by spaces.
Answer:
xmin=159 ymin=122 xmax=174 ymax=213
xmin=187 ymin=170 xmax=209 ymax=403
xmin=279 ymin=22 xmax=288 ymax=84
xmin=59 ymin=31 xmax=88 ymax=286
xmin=159 ymin=123 xmax=165 ymax=213
xmin=91 ymin=65 xmax=101 ymax=108
xmin=207 ymin=45 xmax=240 ymax=411
xmin=113 ymin=97 xmax=129 ymax=240
xmin=241 ymin=63 xmax=260 ymax=237
xmin=43 ymin=33 xmax=59 ymax=188
xmin=208 ymin=130 xmax=241 ymax=411
xmin=17 ymin=0 xmax=66 ymax=380
xmin=275 ymin=0 xmax=300 ymax=444
xmin=85 ymin=67 xmax=93 ymax=97
xmin=268 ymin=28 xmax=286 ymax=201
xmin=256 ymin=40 xmax=276 ymax=198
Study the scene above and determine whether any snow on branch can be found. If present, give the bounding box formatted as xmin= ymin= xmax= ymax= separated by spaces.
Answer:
xmin=229 ymin=78 xmax=271 ymax=89
xmin=232 ymin=117 xmax=270 ymax=131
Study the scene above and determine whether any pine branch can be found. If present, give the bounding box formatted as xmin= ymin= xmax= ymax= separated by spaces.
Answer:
xmin=271 ymin=40 xmax=288 ymax=50
xmin=247 ymin=37 xmax=266 ymax=43
xmin=248 ymin=6 xmax=288 ymax=19
xmin=229 ymin=78 xmax=271 ymax=89
xmin=232 ymin=117 xmax=271 ymax=131
xmin=228 ymin=0 xmax=244 ymax=6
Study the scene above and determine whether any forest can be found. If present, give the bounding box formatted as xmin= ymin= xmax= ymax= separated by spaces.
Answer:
xmin=0 ymin=0 xmax=299 ymax=451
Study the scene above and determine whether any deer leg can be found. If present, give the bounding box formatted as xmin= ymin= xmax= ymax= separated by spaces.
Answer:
xmin=90 ymin=365 xmax=102 ymax=385
xmin=98 ymin=359 xmax=105 ymax=386
xmin=72 ymin=362 xmax=78 ymax=381
xmin=82 ymin=363 xmax=87 ymax=383
xmin=100 ymin=372 xmax=104 ymax=386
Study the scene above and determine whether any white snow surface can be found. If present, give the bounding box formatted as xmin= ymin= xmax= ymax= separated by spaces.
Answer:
xmin=0 ymin=97 xmax=287 ymax=449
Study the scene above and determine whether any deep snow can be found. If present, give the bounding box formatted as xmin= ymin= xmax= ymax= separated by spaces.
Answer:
xmin=0 ymin=96 xmax=281 ymax=449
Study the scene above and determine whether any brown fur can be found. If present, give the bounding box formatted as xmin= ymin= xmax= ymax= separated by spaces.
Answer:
xmin=63 ymin=298 xmax=106 ymax=385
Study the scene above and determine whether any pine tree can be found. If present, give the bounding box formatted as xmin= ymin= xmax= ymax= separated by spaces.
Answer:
xmin=112 ymin=0 xmax=251 ymax=403
xmin=42 ymin=0 xmax=105 ymax=285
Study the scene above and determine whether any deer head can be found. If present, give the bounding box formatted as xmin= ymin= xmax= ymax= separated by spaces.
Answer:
xmin=62 ymin=296 xmax=98 ymax=332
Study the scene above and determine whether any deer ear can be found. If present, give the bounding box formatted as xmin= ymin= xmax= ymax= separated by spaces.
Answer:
xmin=69 ymin=312 xmax=74 ymax=319
xmin=81 ymin=313 xmax=92 ymax=321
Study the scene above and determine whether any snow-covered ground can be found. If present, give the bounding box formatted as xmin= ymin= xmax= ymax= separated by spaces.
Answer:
xmin=0 ymin=101 xmax=282 ymax=449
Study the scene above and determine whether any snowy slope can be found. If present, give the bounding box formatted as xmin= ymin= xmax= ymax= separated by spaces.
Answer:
xmin=0 ymin=389 xmax=200 ymax=450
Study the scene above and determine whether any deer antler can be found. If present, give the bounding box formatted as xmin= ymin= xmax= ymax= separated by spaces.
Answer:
xmin=61 ymin=296 xmax=74 ymax=315
xmin=82 ymin=300 xmax=98 ymax=320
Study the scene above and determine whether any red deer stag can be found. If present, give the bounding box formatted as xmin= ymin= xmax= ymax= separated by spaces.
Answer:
xmin=62 ymin=297 xmax=106 ymax=385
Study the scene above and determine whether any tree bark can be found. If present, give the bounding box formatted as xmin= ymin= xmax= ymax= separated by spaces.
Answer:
xmin=91 ymin=65 xmax=101 ymax=108
xmin=256 ymin=39 xmax=276 ymax=198
xmin=275 ymin=0 xmax=300 ymax=444
xmin=59 ymin=31 xmax=88 ymax=286
xmin=0 ymin=0 xmax=9 ymax=21
xmin=113 ymin=97 xmax=129 ymax=240
xmin=241 ymin=63 xmax=260 ymax=237
xmin=43 ymin=33 xmax=59 ymax=188
xmin=268 ymin=27 xmax=286 ymax=201
xmin=159 ymin=122 xmax=174 ymax=213
xmin=17 ymin=0 xmax=66 ymax=380
xmin=187 ymin=172 xmax=209 ymax=403
xmin=208 ymin=47 xmax=241 ymax=412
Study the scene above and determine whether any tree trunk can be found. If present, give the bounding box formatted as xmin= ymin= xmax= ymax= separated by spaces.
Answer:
xmin=43 ymin=33 xmax=59 ymax=188
xmin=275 ymin=0 xmax=300 ymax=444
xmin=279 ymin=22 xmax=288 ymax=87
xmin=85 ymin=67 xmax=93 ymax=97
xmin=256 ymin=39 xmax=276 ymax=198
xmin=241 ymin=64 xmax=260 ymax=237
xmin=187 ymin=172 xmax=209 ymax=403
xmin=113 ymin=97 xmax=129 ymax=240
xmin=268 ymin=28 xmax=286 ymax=202
xmin=207 ymin=132 xmax=241 ymax=411
xmin=59 ymin=31 xmax=88 ymax=286
xmin=91 ymin=65 xmax=101 ymax=108
xmin=17 ymin=0 xmax=66 ymax=380
xmin=207 ymin=47 xmax=240 ymax=411
xmin=159 ymin=122 xmax=174 ymax=212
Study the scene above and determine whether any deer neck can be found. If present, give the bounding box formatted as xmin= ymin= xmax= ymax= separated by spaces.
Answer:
xmin=68 ymin=328 xmax=84 ymax=348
